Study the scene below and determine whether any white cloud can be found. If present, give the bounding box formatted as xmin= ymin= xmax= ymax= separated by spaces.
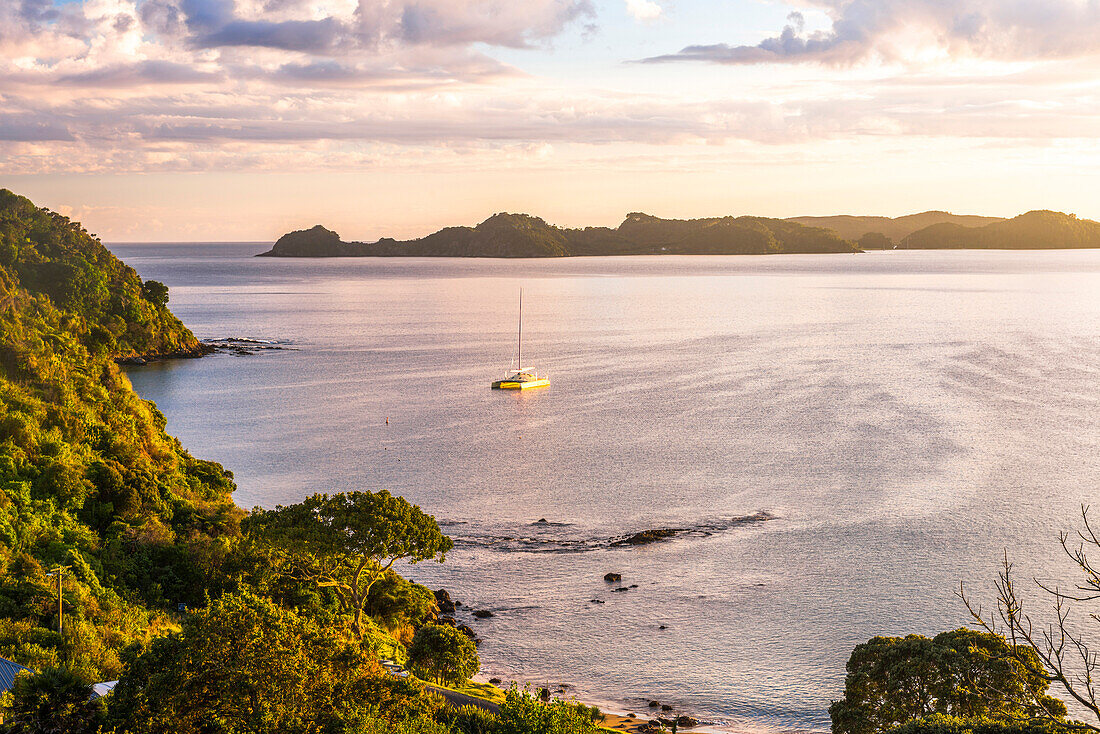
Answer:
xmin=625 ymin=0 xmax=661 ymax=22
xmin=645 ymin=0 xmax=1100 ymax=65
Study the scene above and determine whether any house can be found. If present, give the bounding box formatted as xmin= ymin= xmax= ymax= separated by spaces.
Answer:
xmin=0 ymin=656 xmax=32 ymax=694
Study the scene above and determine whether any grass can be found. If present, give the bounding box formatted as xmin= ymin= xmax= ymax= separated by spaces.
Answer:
xmin=427 ymin=678 xmax=507 ymax=705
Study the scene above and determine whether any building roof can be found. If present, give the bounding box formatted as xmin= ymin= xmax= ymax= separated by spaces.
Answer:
xmin=0 ymin=656 xmax=33 ymax=693
xmin=91 ymin=680 xmax=118 ymax=699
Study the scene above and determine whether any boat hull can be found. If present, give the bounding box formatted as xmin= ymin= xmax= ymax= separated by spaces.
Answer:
xmin=492 ymin=378 xmax=550 ymax=390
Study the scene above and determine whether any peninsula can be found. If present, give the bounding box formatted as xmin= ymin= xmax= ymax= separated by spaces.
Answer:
xmin=260 ymin=209 xmax=1100 ymax=257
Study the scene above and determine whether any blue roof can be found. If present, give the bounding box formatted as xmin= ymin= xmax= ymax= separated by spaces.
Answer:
xmin=0 ymin=656 xmax=33 ymax=692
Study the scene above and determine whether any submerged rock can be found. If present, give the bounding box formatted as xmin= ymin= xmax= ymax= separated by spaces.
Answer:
xmin=612 ymin=528 xmax=682 ymax=546
xmin=473 ymin=609 xmax=494 ymax=618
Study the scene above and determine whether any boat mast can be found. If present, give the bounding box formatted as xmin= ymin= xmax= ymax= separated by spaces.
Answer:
xmin=518 ymin=289 xmax=522 ymax=369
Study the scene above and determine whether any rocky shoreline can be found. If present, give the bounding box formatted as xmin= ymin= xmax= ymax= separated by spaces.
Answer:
xmin=115 ymin=341 xmax=214 ymax=365
xmin=433 ymin=583 xmax=717 ymax=733
xmin=116 ymin=337 xmax=295 ymax=365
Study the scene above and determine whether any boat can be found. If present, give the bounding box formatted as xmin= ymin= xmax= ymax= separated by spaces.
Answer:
xmin=491 ymin=290 xmax=550 ymax=390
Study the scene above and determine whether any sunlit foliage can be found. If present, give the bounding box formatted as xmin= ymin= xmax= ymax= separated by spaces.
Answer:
xmin=830 ymin=629 xmax=1068 ymax=734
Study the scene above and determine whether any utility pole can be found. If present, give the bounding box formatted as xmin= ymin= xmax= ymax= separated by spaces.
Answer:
xmin=47 ymin=566 xmax=69 ymax=637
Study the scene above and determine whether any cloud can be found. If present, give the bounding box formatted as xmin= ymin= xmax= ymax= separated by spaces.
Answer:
xmin=394 ymin=1 xmax=594 ymax=48
xmin=644 ymin=0 xmax=1100 ymax=65
xmin=5 ymin=0 xmax=1100 ymax=180
xmin=159 ymin=0 xmax=596 ymax=52
xmin=625 ymin=0 xmax=661 ymax=22
xmin=196 ymin=17 xmax=345 ymax=52
xmin=55 ymin=60 xmax=221 ymax=87
xmin=0 ymin=114 xmax=73 ymax=142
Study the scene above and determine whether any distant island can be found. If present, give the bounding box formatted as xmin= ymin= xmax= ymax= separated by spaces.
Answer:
xmin=259 ymin=212 xmax=860 ymax=258
xmin=259 ymin=209 xmax=1100 ymax=258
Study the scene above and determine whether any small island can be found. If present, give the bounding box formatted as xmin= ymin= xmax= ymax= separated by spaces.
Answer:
xmin=260 ymin=209 xmax=1100 ymax=257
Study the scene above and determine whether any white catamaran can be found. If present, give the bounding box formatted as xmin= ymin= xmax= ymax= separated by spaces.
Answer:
xmin=491 ymin=290 xmax=550 ymax=390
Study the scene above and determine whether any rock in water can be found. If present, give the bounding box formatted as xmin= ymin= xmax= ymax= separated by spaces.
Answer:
xmin=612 ymin=528 xmax=681 ymax=546
xmin=604 ymin=572 xmax=622 ymax=582
xmin=473 ymin=609 xmax=494 ymax=618
xmin=434 ymin=589 xmax=456 ymax=615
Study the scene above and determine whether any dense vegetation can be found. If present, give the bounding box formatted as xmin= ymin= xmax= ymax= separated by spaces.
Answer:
xmin=260 ymin=211 xmax=860 ymax=257
xmin=0 ymin=188 xmax=237 ymax=683
xmin=901 ymin=211 xmax=1100 ymax=249
xmin=830 ymin=629 xmax=1066 ymax=734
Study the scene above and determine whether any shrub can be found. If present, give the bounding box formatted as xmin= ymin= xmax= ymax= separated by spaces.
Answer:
xmin=495 ymin=685 xmax=603 ymax=734
xmin=407 ymin=623 xmax=479 ymax=686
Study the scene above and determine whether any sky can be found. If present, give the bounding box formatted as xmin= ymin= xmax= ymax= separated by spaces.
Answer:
xmin=4 ymin=0 xmax=1100 ymax=241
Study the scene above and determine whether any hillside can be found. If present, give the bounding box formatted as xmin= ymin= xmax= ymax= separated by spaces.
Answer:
xmin=0 ymin=189 xmax=240 ymax=681
xmin=787 ymin=212 xmax=1004 ymax=243
xmin=259 ymin=211 xmax=859 ymax=257
xmin=902 ymin=210 xmax=1100 ymax=249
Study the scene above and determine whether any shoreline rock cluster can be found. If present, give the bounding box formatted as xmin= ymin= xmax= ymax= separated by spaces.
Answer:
xmin=436 ymin=577 xmax=710 ymax=731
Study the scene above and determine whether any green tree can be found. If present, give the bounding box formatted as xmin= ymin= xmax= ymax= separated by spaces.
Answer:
xmin=366 ymin=571 xmax=439 ymax=631
xmin=107 ymin=591 xmax=442 ymax=734
xmin=2 ymin=666 xmax=105 ymax=734
xmin=139 ymin=280 xmax=169 ymax=307
xmin=407 ymin=623 xmax=479 ymax=686
xmin=244 ymin=491 xmax=452 ymax=636
xmin=830 ymin=630 xmax=1065 ymax=734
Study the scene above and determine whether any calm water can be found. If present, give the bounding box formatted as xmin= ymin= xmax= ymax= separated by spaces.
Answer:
xmin=111 ymin=244 xmax=1100 ymax=731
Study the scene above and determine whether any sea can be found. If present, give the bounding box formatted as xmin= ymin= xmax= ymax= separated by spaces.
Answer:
xmin=109 ymin=243 xmax=1100 ymax=732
